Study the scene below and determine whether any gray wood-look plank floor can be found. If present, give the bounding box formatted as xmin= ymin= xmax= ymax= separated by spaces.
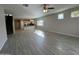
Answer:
xmin=0 ymin=29 xmax=79 ymax=55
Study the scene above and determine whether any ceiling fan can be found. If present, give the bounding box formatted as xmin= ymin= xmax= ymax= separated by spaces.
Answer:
xmin=22 ymin=4 xmax=29 ymax=7
xmin=43 ymin=4 xmax=55 ymax=13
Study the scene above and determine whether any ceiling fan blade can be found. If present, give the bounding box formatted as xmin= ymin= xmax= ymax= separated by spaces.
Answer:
xmin=48 ymin=7 xmax=54 ymax=9
xmin=22 ymin=4 xmax=29 ymax=7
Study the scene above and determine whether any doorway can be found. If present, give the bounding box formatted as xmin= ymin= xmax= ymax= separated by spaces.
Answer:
xmin=5 ymin=15 xmax=13 ymax=34
xmin=15 ymin=20 xmax=21 ymax=31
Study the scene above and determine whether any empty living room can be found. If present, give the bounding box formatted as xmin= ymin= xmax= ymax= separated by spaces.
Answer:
xmin=0 ymin=3 xmax=79 ymax=56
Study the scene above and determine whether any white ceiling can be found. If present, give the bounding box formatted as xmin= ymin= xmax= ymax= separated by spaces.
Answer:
xmin=1 ymin=4 xmax=79 ymax=19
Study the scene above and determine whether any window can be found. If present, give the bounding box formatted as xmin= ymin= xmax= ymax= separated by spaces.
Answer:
xmin=58 ymin=13 xmax=64 ymax=20
xmin=37 ymin=20 xmax=44 ymax=26
xmin=71 ymin=10 xmax=79 ymax=17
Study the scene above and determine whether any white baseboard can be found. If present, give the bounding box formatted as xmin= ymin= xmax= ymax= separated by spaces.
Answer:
xmin=0 ymin=38 xmax=7 ymax=51
xmin=50 ymin=31 xmax=79 ymax=38
xmin=37 ymin=28 xmax=79 ymax=38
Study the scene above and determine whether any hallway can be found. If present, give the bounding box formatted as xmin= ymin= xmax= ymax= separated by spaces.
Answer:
xmin=0 ymin=30 xmax=79 ymax=55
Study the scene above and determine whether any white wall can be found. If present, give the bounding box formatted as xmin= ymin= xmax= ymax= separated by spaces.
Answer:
xmin=13 ymin=17 xmax=15 ymax=34
xmin=36 ymin=7 xmax=79 ymax=37
xmin=0 ymin=6 xmax=7 ymax=50
xmin=20 ymin=20 xmax=24 ymax=30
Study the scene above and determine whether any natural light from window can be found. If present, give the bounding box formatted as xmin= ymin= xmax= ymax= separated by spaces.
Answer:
xmin=37 ymin=20 xmax=44 ymax=26
xmin=34 ymin=30 xmax=45 ymax=38
xmin=58 ymin=13 xmax=64 ymax=20
xmin=71 ymin=10 xmax=79 ymax=17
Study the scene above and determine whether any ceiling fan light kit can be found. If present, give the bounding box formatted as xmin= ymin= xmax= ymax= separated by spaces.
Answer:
xmin=43 ymin=4 xmax=54 ymax=13
xmin=43 ymin=9 xmax=48 ymax=13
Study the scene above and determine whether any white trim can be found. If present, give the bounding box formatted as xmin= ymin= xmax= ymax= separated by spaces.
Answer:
xmin=50 ymin=31 xmax=79 ymax=38
xmin=0 ymin=38 xmax=7 ymax=51
xmin=37 ymin=28 xmax=79 ymax=38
